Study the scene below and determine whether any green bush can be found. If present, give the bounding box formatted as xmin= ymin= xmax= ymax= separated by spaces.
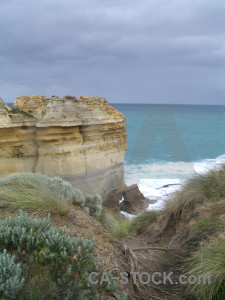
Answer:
xmin=0 ymin=212 xmax=124 ymax=299
xmin=0 ymin=250 xmax=24 ymax=298
xmin=0 ymin=173 xmax=86 ymax=216
xmin=85 ymin=194 xmax=102 ymax=219
xmin=48 ymin=176 xmax=86 ymax=207
xmin=187 ymin=234 xmax=225 ymax=300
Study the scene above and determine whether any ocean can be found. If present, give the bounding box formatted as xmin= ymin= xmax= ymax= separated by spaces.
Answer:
xmin=113 ymin=104 xmax=225 ymax=212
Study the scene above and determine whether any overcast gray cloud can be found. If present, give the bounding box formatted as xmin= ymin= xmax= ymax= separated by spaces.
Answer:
xmin=0 ymin=0 xmax=225 ymax=104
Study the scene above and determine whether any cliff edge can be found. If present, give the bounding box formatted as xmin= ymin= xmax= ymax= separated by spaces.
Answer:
xmin=0 ymin=95 xmax=127 ymax=206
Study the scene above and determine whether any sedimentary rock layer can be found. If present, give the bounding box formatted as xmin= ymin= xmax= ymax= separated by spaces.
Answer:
xmin=0 ymin=95 xmax=127 ymax=204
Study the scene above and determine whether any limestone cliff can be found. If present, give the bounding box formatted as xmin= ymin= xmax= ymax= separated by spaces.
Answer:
xmin=0 ymin=95 xmax=127 ymax=205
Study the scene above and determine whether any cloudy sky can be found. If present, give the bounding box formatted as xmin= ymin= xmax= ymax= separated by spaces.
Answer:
xmin=1 ymin=0 xmax=225 ymax=104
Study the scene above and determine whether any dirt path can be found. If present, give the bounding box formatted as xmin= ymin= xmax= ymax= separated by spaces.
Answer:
xmin=118 ymin=218 xmax=189 ymax=299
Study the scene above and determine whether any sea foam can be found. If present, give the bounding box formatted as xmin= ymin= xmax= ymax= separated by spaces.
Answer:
xmin=124 ymin=154 xmax=225 ymax=211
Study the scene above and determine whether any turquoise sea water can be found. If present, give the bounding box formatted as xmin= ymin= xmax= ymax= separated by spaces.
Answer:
xmin=112 ymin=104 xmax=225 ymax=210
xmin=113 ymin=104 xmax=225 ymax=163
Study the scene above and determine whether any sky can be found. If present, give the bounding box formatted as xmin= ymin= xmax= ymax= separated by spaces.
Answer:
xmin=0 ymin=0 xmax=225 ymax=105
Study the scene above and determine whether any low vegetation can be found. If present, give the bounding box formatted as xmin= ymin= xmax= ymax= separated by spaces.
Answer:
xmin=130 ymin=210 xmax=161 ymax=234
xmin=193 ymin=219 xmax=223 ymax=234
xmin=100 ymin=209 xmax=161 ymax=238
xmin=153 ymin=165 xmax=225 ymax=299
xmin=100 ymin=209 xmax=133 ymax=238
xmin=0 ymin=173 xmax=127 ymax=299
xmin=9 ymin=108 xmax=34 ymax=119
xmin=114 ymin=165 xmax=225 ymax=300
xmin=0 ymin=173 xmax=102 ymax=219
xmin=85 ymin=194 xmax=102 ymax=219
xmin=186 ymin=234 xmax=225 ymax=300
xmin=1 ymin=164 xmax=225 ymax=299
xmin=0 ymin=212 xmax=125 ymax=300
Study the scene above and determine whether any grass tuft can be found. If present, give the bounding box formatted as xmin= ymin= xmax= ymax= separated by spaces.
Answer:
xmin=166 ymin=164 xmax=225 ymax=216
xmin=100 ymin=209 xmax=133 ymax=238
xmin=186 ymin=234 xmax=225 ymax=300
xmin=100 ymin=209 xmax=161 ymax=237
xmin=0 ymin=173 xmax=85 ymax=216
xmin=130 ymin=210 xmax=161 ymax=234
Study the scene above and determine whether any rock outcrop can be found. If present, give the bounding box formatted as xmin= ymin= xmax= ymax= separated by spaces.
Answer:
xmin=0 ymin=95 xmax=127 ymax=205
xmin=120 ymin=184 xmax=151 ymax=214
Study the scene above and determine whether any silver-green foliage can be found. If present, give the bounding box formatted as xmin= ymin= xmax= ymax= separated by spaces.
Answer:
xmin=0 ymin=173 xmax=86 ymax=214
xmin=0 ymin=250 xmax=24 ymax=298
xmin=85 ymin=194 xmax=102 ymax=219
xmin=0 ymin=173 xmax=105 ymax=219
xmin=0 ymin=211 xmax=51 ymax=253
xmin=47 ymin=176 xmax=85 ymax=207
xmin=0 ymin=212 xmax=123 ymax=299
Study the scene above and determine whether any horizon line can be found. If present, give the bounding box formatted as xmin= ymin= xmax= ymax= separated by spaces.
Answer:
xmin=5 ymin=101 xmax=225 ymax=107
xmin=110 ymin=102 xmax=225 ymax=106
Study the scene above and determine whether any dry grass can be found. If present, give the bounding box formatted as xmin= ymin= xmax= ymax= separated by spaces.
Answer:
xmin=0 ymin=173 xmax=74 ymax=217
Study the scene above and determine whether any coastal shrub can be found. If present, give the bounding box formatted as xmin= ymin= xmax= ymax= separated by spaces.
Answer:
xmin=100 ymin=209 xmax=133 ymax=238
xmin=166 ymin=164 xmax=225 ymax=216
xmin=85 ymin=194 xmax=102 ymax=219
xmin=0 ymin=250 xmax=24 ymax=298
xmin=0 ymin=212 xmax=124 ymax=300
xmin=47 ymin=176 xmax=85 ymax=207
xmin=0 ymin=173 xmax=86 ymax=216
xmin=186 ymin=234 xmax=225 ymax=300
xmin=130 ymin=210 xmax=161 ymax=234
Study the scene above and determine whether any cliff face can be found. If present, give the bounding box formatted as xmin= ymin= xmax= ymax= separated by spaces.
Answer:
xmin=0 ymin=95 xmax=127 ymax=204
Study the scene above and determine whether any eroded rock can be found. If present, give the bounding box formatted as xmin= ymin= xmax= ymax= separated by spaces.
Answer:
xmin=0 ymin=95 xmax=127 ymax=205
xmin=120 ymin=184 xmax=151 ymax=214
